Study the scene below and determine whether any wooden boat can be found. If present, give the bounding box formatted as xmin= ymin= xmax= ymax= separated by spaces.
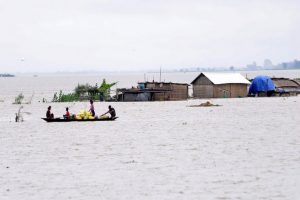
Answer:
xmin=41 ymin=117 xmax=118 ymax=123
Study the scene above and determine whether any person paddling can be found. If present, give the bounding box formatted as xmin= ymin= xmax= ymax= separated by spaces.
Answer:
xmin=101 ymin=105 xmax=116 ymax=119
xmin=46 ymin=106 xmax=54 ymax=119
xmin=89 ymin=99 xmax=95 ymax=117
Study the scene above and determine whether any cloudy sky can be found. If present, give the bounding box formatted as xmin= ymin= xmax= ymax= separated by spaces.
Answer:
xmin=0 ymin=0 xmax=299 ymax=72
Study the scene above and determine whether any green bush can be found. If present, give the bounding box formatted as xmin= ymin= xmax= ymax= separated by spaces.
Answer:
xmin=52 ymin=90 xmax=80 ymax=102
xmin=50 ymin=79 xmax=117 ymax=102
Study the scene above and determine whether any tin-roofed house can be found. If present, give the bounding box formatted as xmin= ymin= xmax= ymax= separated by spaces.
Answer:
xmin=139 ymin=82 xmax=189 ymax=101
xmin=117 ymin=82 xmax=189 ymax=101
xmin=191 ymin=72 xmax=251 ymax=98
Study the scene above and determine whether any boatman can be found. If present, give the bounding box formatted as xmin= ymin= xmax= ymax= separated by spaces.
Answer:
xmin=101 ymin=105 xmax=116 ymax=119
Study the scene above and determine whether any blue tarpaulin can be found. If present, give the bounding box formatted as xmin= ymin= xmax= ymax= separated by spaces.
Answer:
xmin=249 ymin=75 xmax=275 ymax=94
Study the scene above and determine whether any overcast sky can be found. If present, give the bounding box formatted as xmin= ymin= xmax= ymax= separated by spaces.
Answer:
xmin=0 ymin=0 xmax=299 ymax=72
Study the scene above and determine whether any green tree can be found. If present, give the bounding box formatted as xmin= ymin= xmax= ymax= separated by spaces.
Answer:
xmin=98 ymin=79 xmax=117 ymax=101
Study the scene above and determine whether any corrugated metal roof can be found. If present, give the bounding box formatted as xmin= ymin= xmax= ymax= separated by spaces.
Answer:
xmin=139 ymin=82 xmax=190 ymax=86
xmin=204 ymin=72 xmax=250 ymax=84
xmin=191 ymin=72 xmax=250 ymax=85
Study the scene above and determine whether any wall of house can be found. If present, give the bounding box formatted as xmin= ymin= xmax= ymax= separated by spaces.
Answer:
xmin=170 ymin=84 xmax=189 ymax=100
xmin=213 ymin=84 xmax=231 ymax=98
xmin=232 ymin=84 xmax=249 ymax=97
xmin=123 ymin=93 xmax=138 ymax=101
xmin=145 ymin=83 xmax=188 ymax=100
xmin=213 ymin=84 xmax=248 ymax=98
xmin=153 ymin=92 xmax=169 ymax=101
xmin=145 ymin=83 xmax=172 ymax=90
xmin=192 ymin=75 xmax=214 ymax=98
xmin=145 ymin=83 xmax=169 ymax=101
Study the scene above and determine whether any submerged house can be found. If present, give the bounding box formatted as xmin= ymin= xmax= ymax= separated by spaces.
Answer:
xmin=139 ymin=82 xmax=189 ymax=101
xmin=117 ymin=82 xmax=189 ymax=101
xmin=191 ymin=72 xmax=250 ymax=98
xmin=271 ymin=78 xmax=300 ymax=96
xmin=249 ymin=76 xmax=300 ymax=97
xmin=248 ymin=75 xmax=275 ymax=97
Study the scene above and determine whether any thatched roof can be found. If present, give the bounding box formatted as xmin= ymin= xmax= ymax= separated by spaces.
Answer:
xmin=294 ymin=79 xmax=300 ymax=86
xmin=271 ymin=78 xmax=300 ymax=88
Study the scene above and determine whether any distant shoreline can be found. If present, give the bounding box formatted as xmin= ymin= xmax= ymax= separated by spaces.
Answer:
xmin=0 ymin=73 xmax=15 ymax=77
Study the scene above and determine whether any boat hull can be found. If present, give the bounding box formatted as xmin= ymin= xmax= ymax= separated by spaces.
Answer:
xmin=41 ymin=117 xmax=118 ymax=122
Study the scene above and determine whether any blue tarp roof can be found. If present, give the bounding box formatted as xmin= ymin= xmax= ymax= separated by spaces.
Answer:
xmin=249 ymin=75 xmax=275 ymax=94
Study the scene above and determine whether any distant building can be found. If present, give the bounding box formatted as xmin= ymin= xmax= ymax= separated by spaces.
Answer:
xmin=117 ymin=82 xmax=189 ymax=101
xmin=246 ymin=62 xmax=260 ymax=70
xmin=191 ymin=72 xmax=250 ymax=98
xmin=264 ymin=59 xmax=273 ymax=69
xmin=293 ymin=60 xmax=300 ymax=68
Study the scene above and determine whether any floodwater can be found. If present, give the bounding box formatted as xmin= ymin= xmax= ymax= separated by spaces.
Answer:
xmin=0 ymin=70 xmax=300 ymax=200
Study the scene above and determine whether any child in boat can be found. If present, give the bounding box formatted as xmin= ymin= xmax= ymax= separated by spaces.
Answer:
xmin=64 ymin=107 xmax=70 ymax=119
xmin=46 ymin=106 xmax=54 ymax=119
xmin=89 ymin=100 xmax=95 ymax=116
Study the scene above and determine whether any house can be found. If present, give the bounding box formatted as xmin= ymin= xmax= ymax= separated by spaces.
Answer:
xmin=248 ymin=76 xmax=300 ymax=97
xmin=139 ymin=82 xmax=189 ymax=101
xmin=191 ymin=72 xmax=250 ymax=98
xmin=271 ymin=78 xmax=300 ymax=96
xmin=117 ymin=82 xmax=189 ymax=101
xmin=248 ymin=75 xmax=275 ymax=97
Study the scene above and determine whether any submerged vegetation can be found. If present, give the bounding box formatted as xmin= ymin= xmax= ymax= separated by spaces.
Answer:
xmin=51 ymin=79 xmax=117 ymax=102
xmin=14 ymin=93 xmax=24 ymax=104
xmin=13 ymin=92 xmax=35 ymax=104
xmin=52 ymin=91 xmax=80 ymax=102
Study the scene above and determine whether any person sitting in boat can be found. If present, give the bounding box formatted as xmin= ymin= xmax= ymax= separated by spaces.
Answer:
xmin=101 ymin=105 xmax=116 ymax=119
xmin=46 ymin=106 xmax=54 ymax=119
xmin=63 ymin=107 xmax=70 ymax=119
xmin=89 ymin=99 xmax=95 ymax=117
